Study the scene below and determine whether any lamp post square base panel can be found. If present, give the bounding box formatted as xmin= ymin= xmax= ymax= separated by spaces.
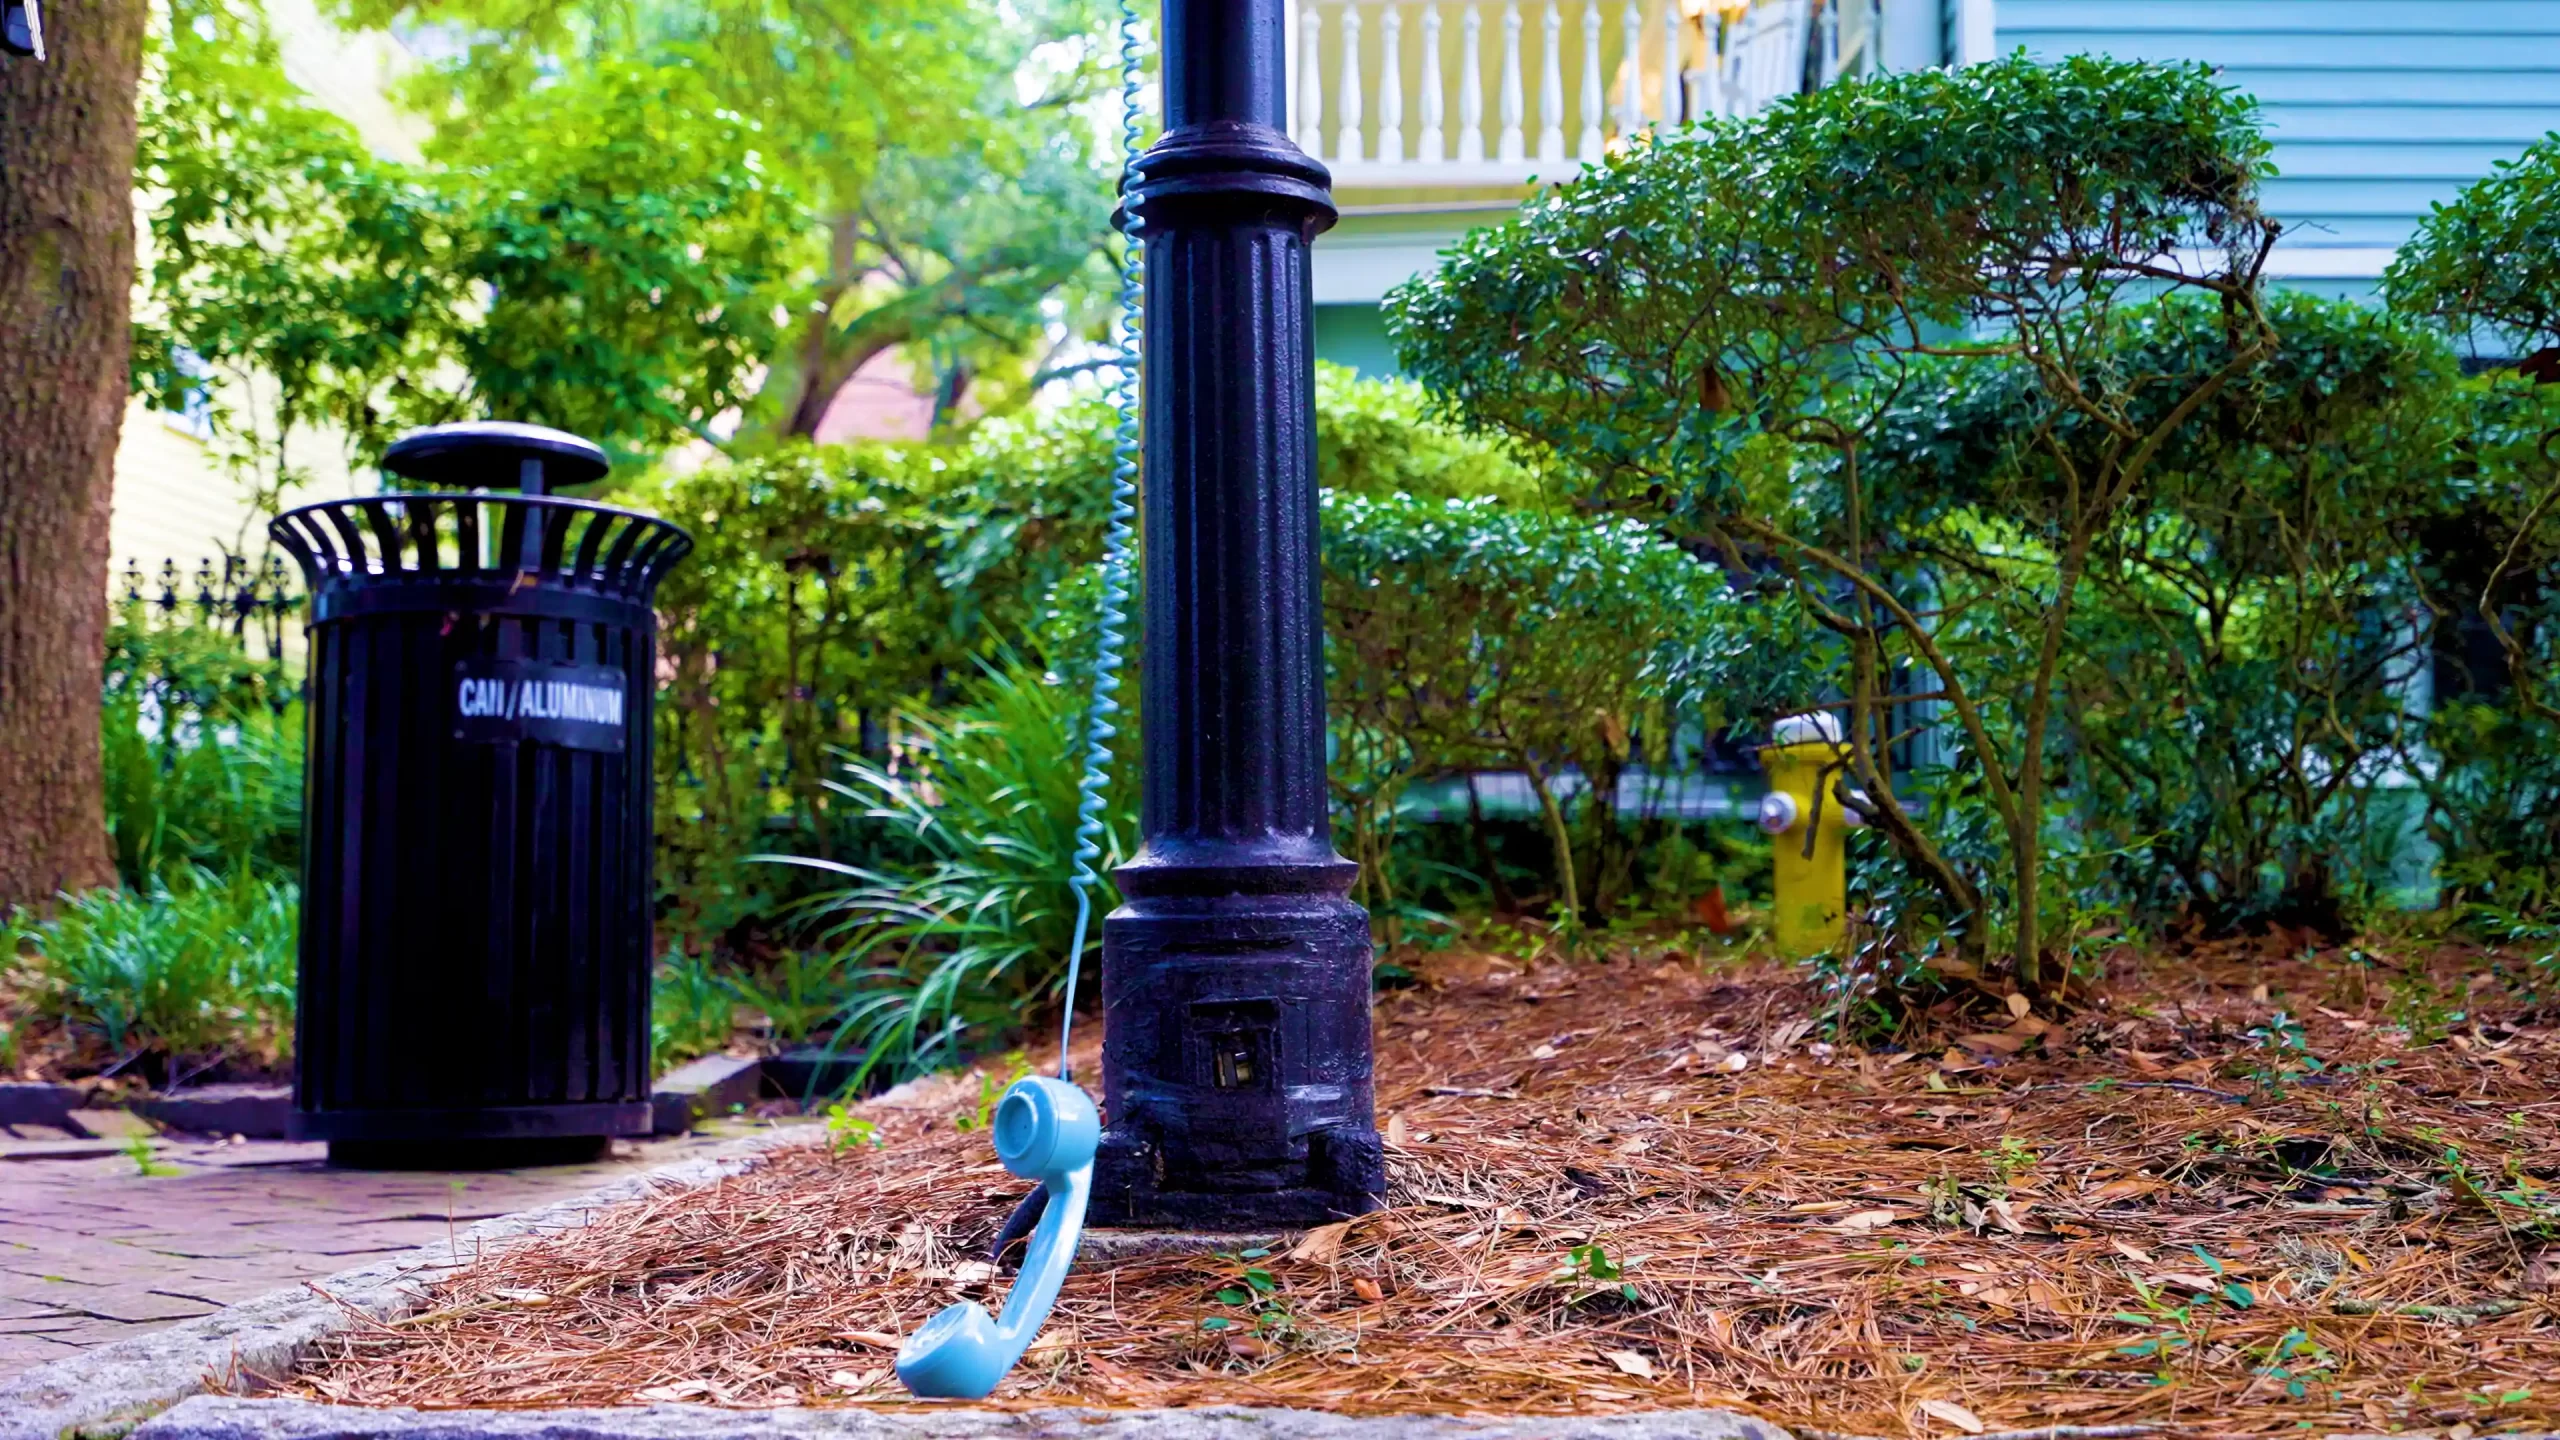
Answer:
xmin=270 ymin=423 xmax=690 ymax=1155
xmin=1095 ymin=0 xmax=1384 ymax=1229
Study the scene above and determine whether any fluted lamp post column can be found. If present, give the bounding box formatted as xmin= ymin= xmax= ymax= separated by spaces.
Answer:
xmin=1093 ymin=0 xmax=1384 ymax=1228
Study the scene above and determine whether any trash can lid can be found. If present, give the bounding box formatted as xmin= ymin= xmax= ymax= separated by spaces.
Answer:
xmin=382 ymin=422 xmax=610 ymax=492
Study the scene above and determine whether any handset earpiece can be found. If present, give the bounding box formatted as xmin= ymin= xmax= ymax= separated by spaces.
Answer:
xmin=895 ymin=1075 xmax=1097 ymax=1399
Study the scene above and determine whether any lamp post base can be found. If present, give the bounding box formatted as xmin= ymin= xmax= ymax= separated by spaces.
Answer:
xmin=1090 ymin=885 xmax=1385 ymax=1230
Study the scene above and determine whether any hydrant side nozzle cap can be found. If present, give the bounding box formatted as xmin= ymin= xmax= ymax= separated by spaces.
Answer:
xmin=382 ymin=422 xmax=610 ymax=491
xmin=1756 ymin=791 xmax=1799 ymax=836
xmin=1771 ymin=712 xmax=1843 ymax=746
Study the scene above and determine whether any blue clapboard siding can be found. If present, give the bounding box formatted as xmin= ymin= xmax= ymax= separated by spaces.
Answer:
xmin=1998 ymin=0 xmax=2560 ymax=280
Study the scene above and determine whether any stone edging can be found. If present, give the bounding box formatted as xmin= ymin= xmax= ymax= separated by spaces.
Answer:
xmin=130 ymin=1398 xmax=1794 ymax=1440
xmin=0 ymin=1119 xmax=825 ymax=1440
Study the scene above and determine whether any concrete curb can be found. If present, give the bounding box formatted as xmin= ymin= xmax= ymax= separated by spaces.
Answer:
xmin=130 ymin=1398 xmax=1795 ymax=1440
xmin=0 ymin=1120 xmax=824 ymax=1440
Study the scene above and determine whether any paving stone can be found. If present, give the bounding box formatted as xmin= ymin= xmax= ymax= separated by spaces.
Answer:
xmin=0 ymin=1083 xmax=84 ymax=1130
xmin=128 ymin=1399 xmax=1799 ymax=1440
xmin=0 ymin=1297 xmax=72 ymax=1323
xmin=652 ymin=1053 xmax=764 ymax=1135
xmin=0 ymin=1123 xmax=802 ymax=1396
xmin=132 ymin=1085 xmax=293 ymax=1139
xmin=74 ymin=1108 xmax=162 ymax=1140
xmin=43 ymin=1288 xmax=221 ymax=1324
xmin=0 ymin=1139 xmax=126 ymax=1162
xmin=0 ymin=1119 xmax=826 ymax=1438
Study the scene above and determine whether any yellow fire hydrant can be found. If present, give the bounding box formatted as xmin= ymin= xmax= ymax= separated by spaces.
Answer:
xmin=1756 ymin=714 xmax=1859 ymax=955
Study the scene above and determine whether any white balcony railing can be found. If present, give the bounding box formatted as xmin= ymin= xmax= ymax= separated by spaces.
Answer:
xmin=1294 ymin=0 xmax=1876 ymax=188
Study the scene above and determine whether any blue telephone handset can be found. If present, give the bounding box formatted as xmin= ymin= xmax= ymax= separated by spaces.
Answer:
xmin=894 ymin=1075 xmax=1096 ymax=1399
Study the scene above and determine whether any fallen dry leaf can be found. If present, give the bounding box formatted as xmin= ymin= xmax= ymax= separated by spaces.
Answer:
xmin=1917 ymin=1398 xmax=1986 ymax=1433
xmin=823 ymin=1368 xmax=879 ymax=1391
xmin=2150 ymin=1272 xmax=2221 ymax=1294
xmin=2005 ymin=993 xmax=2032 ymax=1020
xmin=1603 ymin=1348 xmax=1657 ymax=1379
xmin=1830 ymin=1209 xmax=1907 ymax=1232
xmin=1287 ymin=1221 xmax=1350 ymax=1266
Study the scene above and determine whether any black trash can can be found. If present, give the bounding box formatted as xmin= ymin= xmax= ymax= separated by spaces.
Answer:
xmin=270 ymin=422 xmax=692 ymax=1165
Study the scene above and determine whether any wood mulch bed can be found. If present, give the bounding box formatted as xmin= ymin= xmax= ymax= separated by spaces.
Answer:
xmin=274 ymin=931 xmax=2560 ymax=1436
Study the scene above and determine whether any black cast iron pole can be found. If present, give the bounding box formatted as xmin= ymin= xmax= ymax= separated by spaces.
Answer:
xmin=1092 ymin=0 xmax=1383 ymax=1228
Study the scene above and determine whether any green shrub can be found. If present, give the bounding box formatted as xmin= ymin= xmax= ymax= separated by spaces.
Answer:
xmin=102 ymin=606 xmax=302 ymax=888
xmin=1323 ymin=491 xmax=1806 ymax=929
xmin=7 ymin=868 xmax=297 ymax=1070
xmin=2388 ymin=141 xmax=2560 ymax=944
xmin=1393 ymin=56 xmax=2292 ymax=988
xmin=2385 ymin=131 xmax=2560 ymax=371
xmin=1860 ymin=293 xmax=2463 ymax=935
xmin=645 ymin=420 xmax=1114 ymax=959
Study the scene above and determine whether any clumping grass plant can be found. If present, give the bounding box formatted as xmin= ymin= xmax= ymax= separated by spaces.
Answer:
xmin=767 ymin=656 xmax=1135 ymax=1089
xmin=650 ymin=947 xmax=736 ymax=1066
xmin=6 ymin=866 xmax=297 ymax=1075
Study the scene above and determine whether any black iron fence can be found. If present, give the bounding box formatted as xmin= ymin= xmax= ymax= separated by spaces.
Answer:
xmin=118 ymin=554 xmax=304 ymax=670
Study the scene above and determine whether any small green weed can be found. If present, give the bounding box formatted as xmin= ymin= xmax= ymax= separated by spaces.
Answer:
xmin=124 ymin=1133 xmax=177 ymax=1178
xmin=2250 ymin=1326 xmax=2336 ymax=1401
xmin=1199 ymin=1247 xmax=1295 ymax=1340
xmin=1983 ymin=1137 xmax=2038 ymax=1187
xmin=955 ymin=1054 xmax=1033 ymax=1132
xmin=2386 ymin=970 xmax=2464 ymax=1047
xmin=1553 ymin=1240 xmax=1640 ymax=1305
xmin=823 ymin=1103 xmax=882 ymax=1156
xmin=2241 ymin=1011 xmax=2326 ymax=1095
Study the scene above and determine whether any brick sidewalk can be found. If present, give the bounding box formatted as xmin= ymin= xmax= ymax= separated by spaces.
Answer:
xmin=0 ymin=1125 xmax=788 ymax=1380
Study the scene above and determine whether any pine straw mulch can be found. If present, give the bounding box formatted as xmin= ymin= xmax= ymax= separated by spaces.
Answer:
xmin=273 ymin=935 xmax=2560 ymax=1436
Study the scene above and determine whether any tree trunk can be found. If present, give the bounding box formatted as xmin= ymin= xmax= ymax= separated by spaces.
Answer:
xmin=0 ymin=0 xmax=146 ymax=913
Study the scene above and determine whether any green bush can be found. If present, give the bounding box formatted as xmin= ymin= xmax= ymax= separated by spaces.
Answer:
xmin=2386 ymin=135 xmax=2560 ymax=946
xmin=645 ymin=420 xmax=1113 ymax=959
xmin=1855 ymin=293 xmax=2463 ymax=934
xmin=1392 ymin=55 xmax=2290 ymax=988
xmin=1323 ymin=490 xmax=1806 ymax=929
xmin=2385 ymin=131 xmax=2560 ymax=372
xmin=6 ymin=867 xmax=297 ymax=1071
xmin=102 ymin=605 xmax=302 ymax=888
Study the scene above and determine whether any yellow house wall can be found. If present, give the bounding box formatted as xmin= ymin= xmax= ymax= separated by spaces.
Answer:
xmin=110 ymin=0 xmax=426 ymax=580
